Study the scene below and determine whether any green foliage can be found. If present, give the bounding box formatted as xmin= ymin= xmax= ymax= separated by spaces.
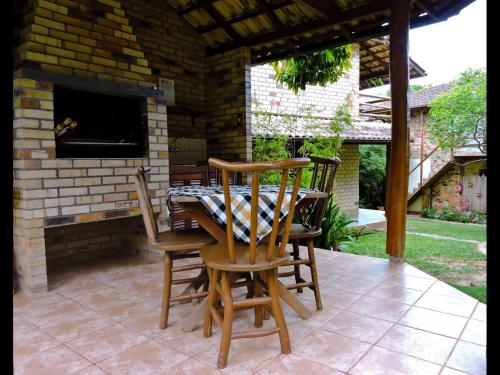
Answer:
xmin=253 ymin=100 xmax=352 ymax=187
xmin=427 ymin=68 xmax=486 ymax=153
xmin=359 ymin=144 xmax=386 ymax=208
xmin=271 ymin=46 xmax=352 ymax=95
xmin=314 ymin=196 xmax=363 ymax=251
xmin=422 ymin=206 xmax=486 ymax=224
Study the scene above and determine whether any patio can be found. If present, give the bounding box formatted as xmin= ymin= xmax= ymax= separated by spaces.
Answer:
xmin=14 ymin=247 xmax=486 ymax=375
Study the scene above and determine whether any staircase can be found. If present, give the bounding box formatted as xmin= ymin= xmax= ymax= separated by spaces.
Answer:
xmin=407 ymin=162 xmax=453 ymax=206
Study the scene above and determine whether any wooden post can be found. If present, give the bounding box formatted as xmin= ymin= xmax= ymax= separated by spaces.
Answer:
xmin=420 ymin=110 xmax=424 ymax=186
xmin=386 ymin=0 xmax=410 ymax=258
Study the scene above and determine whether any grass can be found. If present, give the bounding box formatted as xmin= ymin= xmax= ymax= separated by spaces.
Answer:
xmin=406 ymin=218 xmax=486 ymax=242
xmin=346 ymin=231 xmax=486 ymax=303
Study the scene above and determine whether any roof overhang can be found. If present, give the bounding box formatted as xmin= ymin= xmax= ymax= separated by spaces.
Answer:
xmin=163 ymin=0 xmax=475 ymax=65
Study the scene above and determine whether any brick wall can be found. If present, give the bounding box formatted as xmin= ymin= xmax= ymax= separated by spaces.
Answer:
xmin=12 ymin=0 xmax=255 ymax=294
xmin=206 ymin=47 xmax=253 ymax=163
xmin=251 ymin=44 xmax=360 ymax=119
xmin=334 ymin=144 xmax=360 ymax=218
xmin=13 ymin=75 xmax=169 ymax=293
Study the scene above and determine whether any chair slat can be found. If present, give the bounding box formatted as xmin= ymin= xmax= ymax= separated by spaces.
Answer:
xmin=222 ymin=169 xmax=235 ymax=263
xmin=266 ymin=169 xmax=288 ymax=261
xmin=279 ymin=168 xmax=302 ymax=254
xmin=249 ymin=173 xmax=260 ymax=264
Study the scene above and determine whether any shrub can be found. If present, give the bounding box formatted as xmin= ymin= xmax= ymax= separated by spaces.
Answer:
xmin=314 ymin=195 xmax=363 ymax=251
xmin=359 ymin=144 xmax=386 ymax=209
xmin=421 ymin=206 xmax=486 ymax=224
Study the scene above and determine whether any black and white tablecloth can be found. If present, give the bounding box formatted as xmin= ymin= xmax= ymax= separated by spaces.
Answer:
xmin=166 ymin=185 xmax=317 ymax=244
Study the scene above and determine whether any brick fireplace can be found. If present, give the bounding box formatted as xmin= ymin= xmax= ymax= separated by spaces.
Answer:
xmin=13 ymin=0 xmax=252 ymax=294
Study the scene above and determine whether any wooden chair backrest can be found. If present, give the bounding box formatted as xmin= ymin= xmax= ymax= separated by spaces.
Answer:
xmin=169 ymin=165 xmax=209 ymax=230
xmin=209 ymin=157 xmax=310 ymax=264
xmin=133 ymin=167 xmax=159 ymax=243
xmin=308 ymin=155 xmax=342 ymax=230
xmin=196 ymin=160 xmax=241 ymax=186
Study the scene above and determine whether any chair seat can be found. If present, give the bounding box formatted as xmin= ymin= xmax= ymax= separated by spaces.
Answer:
xmin=200 ymin=243 xmax=289 ymax=272
xmin=150 ymin=229 xmax=216 ymax=252
xmin=282 ymin=224 xmax=322 ymax=240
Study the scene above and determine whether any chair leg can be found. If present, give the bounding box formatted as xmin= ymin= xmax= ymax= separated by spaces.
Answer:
xmin=245 ymin=272 xmax=255 ymax=299
xmin=307 ymin=240 xmax=323 ymax=311
xmin=217 ymin=271 xmax=234 ymax=369
xmin=204 ymin=268 xmax=219 ymax=338
xmin=159 ymin=252 xmax=173 ymax=329
xmin=292 ymin=240 xmax=303 ymax=293
xmin=267 ymin=269 xmax=291 ymax=354
xmin=254 ymin=271 xmax=264 ymax=328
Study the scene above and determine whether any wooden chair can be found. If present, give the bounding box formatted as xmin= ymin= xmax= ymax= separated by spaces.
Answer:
xmin=133 ymin=166 xmax=216 ymax=329
xmin=278 ymin=156 xmax=341 ymax=311
xmin=200 ymin=157 xmax=310 ymax=368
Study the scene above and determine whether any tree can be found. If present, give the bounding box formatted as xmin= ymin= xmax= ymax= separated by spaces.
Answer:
xmin=427 ymin=68 xmax=486 ymax=153
xmin=271 ymin=46 xmax=352 ymax=94
xmin=359 ymin=145 xmax=386 ymax=209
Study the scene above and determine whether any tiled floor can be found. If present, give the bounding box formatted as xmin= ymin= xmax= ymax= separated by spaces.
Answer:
xmin=13 ymin=248 xmax=486 ymax=375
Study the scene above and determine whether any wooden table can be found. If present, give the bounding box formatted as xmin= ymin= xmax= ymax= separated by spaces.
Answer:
xmin=169 ymin=189 xmax=328 ymax=332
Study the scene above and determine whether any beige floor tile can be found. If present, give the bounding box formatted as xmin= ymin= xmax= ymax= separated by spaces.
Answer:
xmin=384 ymin=274 xmax=436 ymax=291
xmin=94 ymin=296 xmax=151 ymax=322
xmin=23 ymin=299 xmax=89 ymax=327
xmin=415 ymin=293 xmax=478 ymax=317
xmin=195 ymin=334 xmax=283 ymax=375
xmin=320 ymin=310 xmax=393 ymax=344
xmin=98 ymin=339 xmax=189 ymax=375
xmin=342 ymin=267 xmax=391 ymax=282
xmin=254 ymin=353 xmax=343 ymax=375
xmin=349 ymin=345 xmax=441 ymax=375
xmin=347 ymin=296 xmax=410 ymax=322
xmin=77 ymin=287 xmax=134 ymax=310
xmin=400 ymin=264 xmax=437 ymax=280
xmin=460 ymin=319 xmax=486 ymax=346
xmin=14 ymin=321 xmax=61 ymax=364
xmin=162 ymin=358 xmax=225 ymax=375
xmin=154 ymin=322 xmax=221 ymax=357
xmin=367 ymin=284 xmax=424 ymax=305
xmin=75 ymin=365 xmax=111 ymax=375
xmin=446 ymin=341 xmax=486 ymax=375
xmin=42 ymin=309 xmax=115 ymax=343
xmin=304 ymin=283 xmax=364 ymax=309
xmin=440 ymin=367 xmax=470 ymax=375
xmin=377 ymin=324 xmax=457 ymax=364
xmin=14 ymin=291 xmax=67 ymax=314
xmin=471 ymin=302 xmax=486 ymax=321
xmin=68 ymin=323 xmax=149 ymax=363
xmin=14 ymin=344 xmax=92 ymax=375
xmin=293 ymin=329 xmax=371 ymax=372
xmin=120 ymin=308 xmax=164 ymax=338
xmin=426 ymin=281 xmax=479 ymax=300
xmin=398 ymin=306 xmax=468 ymax=338
xmin=326 ymin=275 xmax=381 ymax=294
xmin=54 ymin=278 xmax=111 ymax=298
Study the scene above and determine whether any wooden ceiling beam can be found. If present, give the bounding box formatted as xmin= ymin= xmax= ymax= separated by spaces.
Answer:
xmin=209 ymin=0 xmax=390 ymax=56
xmin=195 ymin=0 xmax=294 ymax=34
xmin=197 ymin=0 xmax=244 ymax=43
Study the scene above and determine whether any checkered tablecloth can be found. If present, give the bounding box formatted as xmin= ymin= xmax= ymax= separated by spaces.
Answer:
xmin=166 ymin=185 xmax=317 ymax=244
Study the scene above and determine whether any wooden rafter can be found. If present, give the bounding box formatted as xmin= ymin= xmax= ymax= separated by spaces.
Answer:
xmin=209 ymin=0 xmax=390 ymax=55
xmin=195 ymin=0 xmax=294 ymax=34
xmin=197 ymin=0 xmax=243 ymax=43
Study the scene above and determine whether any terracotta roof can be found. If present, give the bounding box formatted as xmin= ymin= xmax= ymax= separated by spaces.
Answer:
xmin=409 ymin=82 xmax=452 ymax=108
xmin=252 ymin=115 xmax=391 ymax=142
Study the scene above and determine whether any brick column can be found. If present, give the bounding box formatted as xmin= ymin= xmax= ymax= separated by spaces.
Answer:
xmin=205 ymin=47 xmax=252 ymax=162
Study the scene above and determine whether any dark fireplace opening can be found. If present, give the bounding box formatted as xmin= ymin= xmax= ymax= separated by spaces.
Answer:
xmin=53 ymin=86 xmax=148 ymax=158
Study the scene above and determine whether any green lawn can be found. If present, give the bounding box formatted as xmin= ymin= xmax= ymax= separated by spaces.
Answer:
xmin=406 ymin=218 xmax=486 ymax=242
xmin=346 ymin=230 xmax=486 ymax=303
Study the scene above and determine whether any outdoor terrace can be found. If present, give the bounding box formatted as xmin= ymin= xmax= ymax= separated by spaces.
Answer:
xmin=14 ymin=247 xmax=486 ymax=375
